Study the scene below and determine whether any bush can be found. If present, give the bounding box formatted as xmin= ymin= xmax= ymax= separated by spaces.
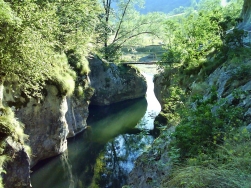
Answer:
xmin=163 ymin=128 xmax=251 ymax=188
xmin=170 ymin=89 xmax=244 ymax=160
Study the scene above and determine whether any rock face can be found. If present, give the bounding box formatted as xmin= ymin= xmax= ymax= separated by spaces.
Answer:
xmin=127 ymin=127 xmax=174 ymax=188
xmin=2 ymin=137 xmax=31 ymax=188
xmin=3 ymin=77 xmax=92 ymax=167
xmin=153 ymin=73 xmax=167 ymax=108
xmin=205 ymin=63 xmax=251 ymax=121
xmin=4 ymin=85 xmax=69 ymax=166
xmin=129 ymin=61 xmax=251 ymax=187
xmin=88 ymin=56 xmax=147 ymax=105
xmin=66 ymin=94 xmax=91 ymax=138
xmin=239 ymin=0 xmax=251 ymax=30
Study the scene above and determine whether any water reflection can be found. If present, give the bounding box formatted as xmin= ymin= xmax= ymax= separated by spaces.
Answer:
xmin=31 ymin=74 xmax=161 ymax=188
xmin=31 ymin=98 xmax=150 ymax=188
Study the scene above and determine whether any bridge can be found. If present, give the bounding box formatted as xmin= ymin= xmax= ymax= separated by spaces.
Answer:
xmin=122 ymin=61 xmax=158 ymax=65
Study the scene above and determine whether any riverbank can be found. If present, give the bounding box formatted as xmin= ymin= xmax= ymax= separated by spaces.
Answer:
xmin=30 ymin=71 xmax=161 ymax=187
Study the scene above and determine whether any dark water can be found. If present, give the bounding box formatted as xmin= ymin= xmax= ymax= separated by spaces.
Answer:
xmin=30 ymin=74 xmax=161 ymax=188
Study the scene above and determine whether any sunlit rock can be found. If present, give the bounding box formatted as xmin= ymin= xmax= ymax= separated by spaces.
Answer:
xmin=88 ymin=56 xmax=147 ymax=106
xmin=2 ymin=137 xmax=31 ymax=188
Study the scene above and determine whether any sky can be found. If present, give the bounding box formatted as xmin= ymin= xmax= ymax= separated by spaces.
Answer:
xmin=221 ymin=0 xmax=227 ymax=7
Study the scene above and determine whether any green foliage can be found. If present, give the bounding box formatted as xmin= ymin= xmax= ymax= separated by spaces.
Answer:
xmin=0 ymin=1 xmax=100 ymax=186
xmin=56 ymin=0 xmax=99 ymax=53
xmin=0 ymin=107 xmax=28 ymax=144
xmin=164 ymin=128 xmax=251 ymax=188
xmin=231 ymin=63 xmax=251 ymax=81
xmin=154 ymin=1 xmax=249 ymax=187
xmin=76 ymin=86 xmax=85 ymax=98
xmin=170 ymin=89 xmax=244 ymax=160
xmin=0 ymin=0 xmax=99 ymax=98
xmin=97 ymin=0 xmax=165 ymax=61
xmin=66 ymin=50 xmax=90 ymax=75
xmin=159 ymin=0 xmax=244 ymax=77
xmin=0 ymin=0 xmax=56 ymax=98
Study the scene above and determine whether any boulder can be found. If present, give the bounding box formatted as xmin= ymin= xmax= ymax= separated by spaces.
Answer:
xmin=2 ymin=137 xmax=31 ymax=188
xmin=88 ymin=56 xmax=147 ymax=105
xmin=6 ymin=85 xmax=69 ymax=167
xmin=3 ymin=76 xmax=92 ymax=166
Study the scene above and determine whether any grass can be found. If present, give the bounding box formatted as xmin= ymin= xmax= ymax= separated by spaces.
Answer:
xmin=120 ymin=45 xmax=165 ymax=63
xmin=0 ymin=106 xmax=30 ymax=187
xmin=162 ymin=128 xmax=251 ymax=188
xmin=49 ymin=54 xmax=76 ymax=96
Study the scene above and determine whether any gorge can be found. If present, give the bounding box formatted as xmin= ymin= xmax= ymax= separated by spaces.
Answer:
xmin=1 ymin=0 xmax=251 ymax=187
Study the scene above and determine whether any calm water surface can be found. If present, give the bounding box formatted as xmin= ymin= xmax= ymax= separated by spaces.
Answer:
xmin=31 ymin=73 xmax=161 ymax=188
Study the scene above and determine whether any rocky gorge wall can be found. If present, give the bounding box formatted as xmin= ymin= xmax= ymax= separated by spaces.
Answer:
xmin=129 ymin=61 xmax=251 ymax=187
xmin=2 ymin=137 xmax=31 ymax=188
xmin=1 ymin=56 xmax=148 ymax=187
xmin=2 ymin=73 xmax=93 ymax=187
xmin=127 ymin=0 xmax=251 ymax=184
xmin=88 ymin=56 xmax=147 ymax=106
xmin=239 ymin=0 xmax=251 ymax=30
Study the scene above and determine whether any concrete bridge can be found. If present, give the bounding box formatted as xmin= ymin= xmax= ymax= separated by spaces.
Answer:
xmin=122 ymin=61 xmax=158 ymax=65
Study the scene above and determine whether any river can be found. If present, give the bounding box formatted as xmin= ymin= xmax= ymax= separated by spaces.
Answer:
xmin=31 ymin=67 xmax=161 ymax=188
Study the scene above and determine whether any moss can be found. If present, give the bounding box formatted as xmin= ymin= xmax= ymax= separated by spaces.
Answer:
xmin=84 ymin=87 xmax=94 ymax=100
xmin=0 ymin=106 xmax=30 ymax=187
xmin=75 ymin=86 xmax=84 ymax=98
xmin=66 ymin=50 xmax=90 ymax=75
xmin=6 ymin=91 xmax=30 ymax=109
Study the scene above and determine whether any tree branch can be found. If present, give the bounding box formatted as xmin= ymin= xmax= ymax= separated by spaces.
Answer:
xmin=117 ymin=31 xmax=160 ymax=47
xmin=113 ymin=21 xmax=156 ymax=43
xmin=112 ymin=0 xmax=132 ymax=43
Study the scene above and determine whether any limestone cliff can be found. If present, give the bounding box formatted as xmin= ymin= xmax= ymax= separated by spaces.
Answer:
xmin=1 ymin=74 xmax=92 ymax=188
xmin=4 ymin=84 xmax=69 ymax=166
xmin=88 ymin=56 xmax=147 ymax=105
xmin=129 ymin=61 xmax=251 ymax=188
xmin=2 ymin=137 xmax=31 ymax=188
xmin=3 ymin=77 xmax=92 ymax=167
xmin=153 ymin=74 xmax=165 ymax=108
xmin=66 ymin=96 xmax=89 ymax=137
xmin=239 ymin=0 xmax=251 ymax=30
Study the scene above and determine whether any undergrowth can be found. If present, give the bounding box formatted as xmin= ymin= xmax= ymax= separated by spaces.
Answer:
xmin=161 ymin=87 xmax=250 ymax=188
xmin=0 ymin=106 xmax=30 ymax=187
xmin=163 ymin=128 xmax=251 ymax=188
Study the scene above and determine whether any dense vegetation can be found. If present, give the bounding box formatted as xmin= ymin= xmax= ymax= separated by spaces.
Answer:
xmin=0 ymin=0 xmax=99 ymax=186
xmin=153 ymin=0 xmax=251 ymax=187
xmin=0 ymin=0 xmax=251 ymax=187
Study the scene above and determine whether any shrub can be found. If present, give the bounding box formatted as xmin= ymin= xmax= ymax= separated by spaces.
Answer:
xmin=170 ymin=89 xmax=244 ymax=160
xmin=163 ymin=128 xmax=251 ymax=188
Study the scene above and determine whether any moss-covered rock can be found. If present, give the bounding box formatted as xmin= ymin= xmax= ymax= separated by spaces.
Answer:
xmin=2 ymin=137 xmax=31 ymax=188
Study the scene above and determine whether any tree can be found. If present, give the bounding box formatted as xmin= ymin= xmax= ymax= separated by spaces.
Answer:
xmin=0 ymin=0 xmax=56 ymax=106
xmin=0 ymin=0 xmax=100 ymax=106
xmin=0 ymin=0 xmax=100 ymax=186
xmin=97 ymin=0 xmax=163 ymax=61
xmin=160 ymin=0 xmax=244 ymax=73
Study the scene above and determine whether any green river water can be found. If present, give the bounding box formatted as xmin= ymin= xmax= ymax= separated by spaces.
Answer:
xmin=30 ymin=73 xmax=161 ymax=188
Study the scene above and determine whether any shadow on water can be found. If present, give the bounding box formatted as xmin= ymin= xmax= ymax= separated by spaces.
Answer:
xmin=31 ymin=97 xmax=155 ymax=188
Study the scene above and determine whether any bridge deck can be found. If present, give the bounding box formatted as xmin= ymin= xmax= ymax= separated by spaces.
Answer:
xmin=122 ymin=61 xmax=158 ymax=65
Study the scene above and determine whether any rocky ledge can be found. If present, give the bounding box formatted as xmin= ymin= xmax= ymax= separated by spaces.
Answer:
xmin=88 ymin=56 xmax=147 ymax=106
